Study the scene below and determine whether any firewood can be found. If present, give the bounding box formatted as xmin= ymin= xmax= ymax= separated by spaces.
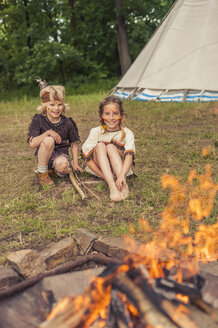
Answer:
xmin=111 ymin=271 xmax=178 ymax=328
xmin=40 ymin=299 xmax=89 ymax=328
xmin=161 ymin=299 xmax=199 ymax=328
xmin=0 ymin=254 xmax=122 ymax=301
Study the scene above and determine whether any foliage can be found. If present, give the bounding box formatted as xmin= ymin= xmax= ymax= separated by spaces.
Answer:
xmin=0 ymin=0 xmax=174 ymax=94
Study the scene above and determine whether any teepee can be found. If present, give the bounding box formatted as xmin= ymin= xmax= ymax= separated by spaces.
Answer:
xmin=113 ymin=0 xmax=218 ymax=102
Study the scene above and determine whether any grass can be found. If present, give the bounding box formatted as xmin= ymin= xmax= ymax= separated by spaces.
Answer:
xmin=0 ymin=94 xmax=217 ymax=264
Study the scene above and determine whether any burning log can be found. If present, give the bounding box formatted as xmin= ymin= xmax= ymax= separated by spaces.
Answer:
xmin=39 ymin=259 xmax=218 ymax=328
xmin=40 ymin=164 xmax=218 ymax=328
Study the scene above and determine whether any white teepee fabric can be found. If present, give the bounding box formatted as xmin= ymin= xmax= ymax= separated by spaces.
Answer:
xmin=113 ymin=0 xmax=218 ymax=102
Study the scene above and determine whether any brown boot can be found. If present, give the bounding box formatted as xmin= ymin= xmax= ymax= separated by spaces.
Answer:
xmin=37 ymin=171 xmax=54 ymax=186
xmin=48 ymin=169 xmax=59 ymax=179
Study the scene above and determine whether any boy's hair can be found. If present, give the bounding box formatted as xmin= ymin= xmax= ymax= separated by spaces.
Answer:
xmin=37 ymin=85 xmax=69 ymax=115
xmin=99 ymin=95 xmax=126 ymax=140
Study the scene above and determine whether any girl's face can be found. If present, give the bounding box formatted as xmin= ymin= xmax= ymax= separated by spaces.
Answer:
xmin=46 ymin=101 xmax=64 ymax=122
xmin=102 ymin=103 xmax=121 ymax=131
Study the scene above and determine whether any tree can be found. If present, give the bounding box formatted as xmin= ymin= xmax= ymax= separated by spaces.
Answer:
xmin=0 ymin=0 xmax=175 ymax=93
xmin=115 ymin=0 xmax=132 ymax=76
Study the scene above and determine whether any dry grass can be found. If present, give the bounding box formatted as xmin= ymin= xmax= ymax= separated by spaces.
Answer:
xmin=0 ymin=94 xmax=217 ymax=263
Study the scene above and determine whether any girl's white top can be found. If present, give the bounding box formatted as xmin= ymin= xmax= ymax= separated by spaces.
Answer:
xmin=82 ymin=126 xmax=135 ymax=160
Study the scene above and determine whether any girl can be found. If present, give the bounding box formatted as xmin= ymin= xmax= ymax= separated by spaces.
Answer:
xmin=82 ymin=95 xmax=135 ymax=202
xmin=28 ymin=79 xmax=82 ymax=186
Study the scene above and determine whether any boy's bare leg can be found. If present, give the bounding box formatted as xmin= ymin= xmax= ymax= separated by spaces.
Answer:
xmin=53 ymin=156 xmax=71 ymax=175
xmin=37 ymin=136 xmax=55 ymax=166
xmin=94 ymin=143 xmax=125 ymax=201
xmin=36 ymin=137 xmax=55 ymax=186
xmin=106 ymin=144 xmax=129 ymax=198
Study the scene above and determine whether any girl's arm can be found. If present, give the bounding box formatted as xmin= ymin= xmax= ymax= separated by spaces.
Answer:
xmin=116 ymin=154 xmax=133 ymax=191
xmin=29 ymin=130 xmax=61 ymax=149
xmin=86 ymin=159 xmax=104 ymax=179
xmin=71 ymin=142 xmax=83 ymax=173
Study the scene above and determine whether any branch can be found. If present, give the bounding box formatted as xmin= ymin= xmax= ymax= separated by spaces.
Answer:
xmin=0 ymin=254 xmax=122 ymax=301
xmin=69 ymin=171 xmax=86 ymax=200
xmin=75 ymin=173 xmax=100 ymax=200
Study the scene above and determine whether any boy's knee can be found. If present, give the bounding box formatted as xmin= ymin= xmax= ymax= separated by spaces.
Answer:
xmin=41 ymin=136 xmax=55 ymax=149
xmin=54 ymin=156 xmax=69 ymax=173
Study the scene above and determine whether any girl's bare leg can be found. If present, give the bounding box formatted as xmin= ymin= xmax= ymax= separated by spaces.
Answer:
xmin=94 ymin=143 xmax=125 ymax=201
xmin=106 ymin=144 xmax=129 ymax=198
xmin=37 ymin=136 xmax=55 ymax=165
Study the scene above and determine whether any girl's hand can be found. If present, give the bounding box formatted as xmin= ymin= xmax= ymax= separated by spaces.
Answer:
xmin=73 ymin=163 xmax=83 ymax=173
xmin=47 ymin=130 xmax=61 ymax=144
xmin=116 ymin=175 xmax=126 ymax=191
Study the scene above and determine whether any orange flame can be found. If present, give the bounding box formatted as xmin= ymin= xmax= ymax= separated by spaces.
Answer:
xmin=176 ymin=293 xmax=189 ymax=304
xmin=123 ymin=164 xmax=217 ymax=280
xmin=45 ymin=163 xmax=217 ymax=327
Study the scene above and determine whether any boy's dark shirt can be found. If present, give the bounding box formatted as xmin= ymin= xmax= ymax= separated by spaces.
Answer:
xmin=28 ymin=114 xmax=80 ymax=155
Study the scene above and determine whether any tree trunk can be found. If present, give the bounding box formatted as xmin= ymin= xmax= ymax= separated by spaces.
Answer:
xmin=115 ymin=0 xmax=131 ymax=76
xmin=68 ymin=0 xmax=76 ymax=29
xmin=23 ymin=0 xmax=32 ymax=52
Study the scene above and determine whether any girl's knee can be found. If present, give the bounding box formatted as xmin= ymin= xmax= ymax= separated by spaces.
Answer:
xmin=106 ymin=143 xmax=119 ymax=155
xmin=95 ymin=142 xmax=106 ymax=153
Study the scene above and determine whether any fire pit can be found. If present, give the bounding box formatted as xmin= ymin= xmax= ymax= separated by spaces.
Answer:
xmin=39 ymin=165 xmax=218 ymax=328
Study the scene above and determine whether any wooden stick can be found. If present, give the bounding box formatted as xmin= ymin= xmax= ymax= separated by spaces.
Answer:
xmin=161 ymin=299 xmax=199 ymax=328
xmin=74 ymin=173 xmax=100 ymax=200
xmin=69 ymin=171 xmax=86 ymax=200
xmin=0 ymin=254 xmax=122 ymax=301
xmin=111 ymin=272 xmax=178 ymax=328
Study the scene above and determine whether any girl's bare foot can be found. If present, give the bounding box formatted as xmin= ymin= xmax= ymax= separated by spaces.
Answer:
xmin=121 ymin=183 xmax=129 ymax=199
xmin=109 ymin=186 xmax=125 ymax=202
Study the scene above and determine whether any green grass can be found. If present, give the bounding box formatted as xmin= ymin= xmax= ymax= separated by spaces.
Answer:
xmin=0 ymin=94 xmax=217 ymax=264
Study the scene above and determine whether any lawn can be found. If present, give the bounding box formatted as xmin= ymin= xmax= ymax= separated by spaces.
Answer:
xmin=0 ymin=94 xmax=217 ymax=264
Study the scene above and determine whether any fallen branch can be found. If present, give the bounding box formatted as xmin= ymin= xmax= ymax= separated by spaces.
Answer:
xmin=0 ymin=254 xmax=122 ymax=301
xmin=74 ymin=173 xmax=100 ymax=200
xmin=69 ymin=171 xmax=86 ymax=200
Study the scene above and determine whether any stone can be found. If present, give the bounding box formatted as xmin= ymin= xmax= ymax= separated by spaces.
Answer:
xmin=93 ymin=237 xmax=129 ymax=260
xmin=0 ymin=267 xmax=105 ymax=328
xmin=41 ymin=237 xmax=79 ymax=270
xmin=199 ymin=261 xmax=218 ymax=276
xmin=0 ymin=265 xmax=20 ymax=290
xmin=93 ymin=236 xmax=175 ymax=261
xmin=73 ymin=228 xmax=98 ymax=255
xmin=7 ymin=249 xmax=46 ymax=278
xmin=41 ymin=267 xmax=104 ymax=300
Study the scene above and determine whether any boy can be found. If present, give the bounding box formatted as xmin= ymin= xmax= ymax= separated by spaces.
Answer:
xmin=28 ymin=79 xmax=82 ymax=186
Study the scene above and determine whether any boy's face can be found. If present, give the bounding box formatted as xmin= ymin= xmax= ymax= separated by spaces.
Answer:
xmin=46 ymin=101 xmax=64 ymax=121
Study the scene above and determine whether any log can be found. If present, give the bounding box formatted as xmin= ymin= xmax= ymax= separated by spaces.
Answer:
xmin=0 ymin=254 xmax=122 ymax=301
xmin=111 ymin=271 xmax=178 ymax=328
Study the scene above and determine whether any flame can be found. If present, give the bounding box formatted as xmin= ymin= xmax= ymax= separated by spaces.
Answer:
xmin=176 ymin=293 xmax=189 ymax=304
xmin=123 ymin=164 xmax=217 ymax=280
xmin=45 ymin=162 xmax=217 ymax=327
xmin=202 ymin=145 xmax=212 ymax=157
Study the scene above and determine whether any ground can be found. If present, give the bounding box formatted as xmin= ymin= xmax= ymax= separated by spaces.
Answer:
xmin=0 ymin=95 xmax=217 ymax=264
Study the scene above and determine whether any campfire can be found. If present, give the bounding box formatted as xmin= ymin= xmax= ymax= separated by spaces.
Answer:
xmin=40 ymin=164 xmax=218 ymax=328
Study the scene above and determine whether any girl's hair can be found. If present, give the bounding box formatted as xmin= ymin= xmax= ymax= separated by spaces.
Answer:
xmin=99 ymin=95 xmax=126 ymax=140
xmin=37 ymin=85 xmax=69 ymax=115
